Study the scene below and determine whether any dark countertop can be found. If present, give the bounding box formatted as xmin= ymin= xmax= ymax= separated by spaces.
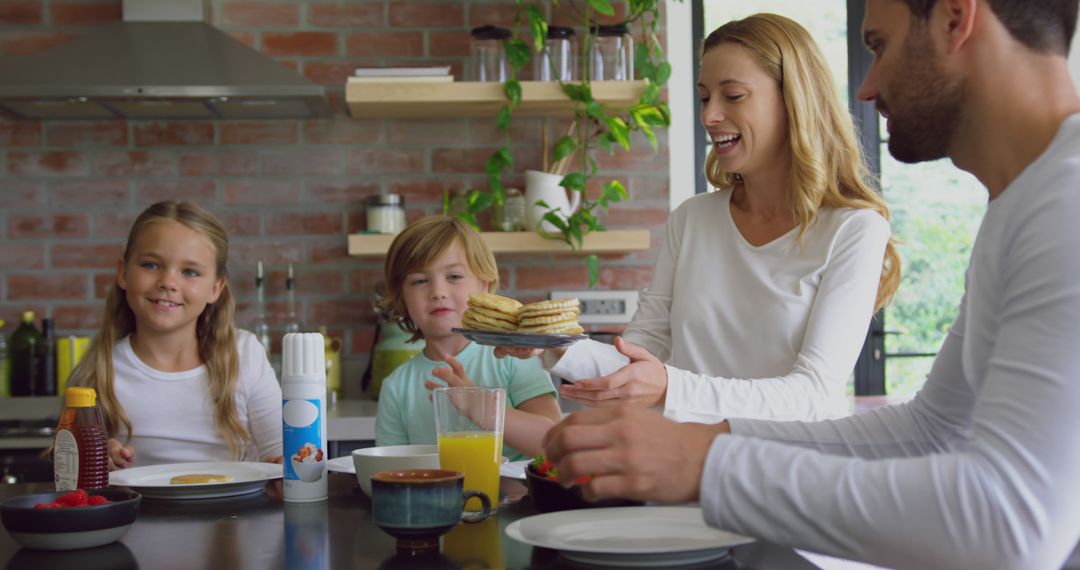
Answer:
xmin=0 ymin=474 xmax=821 ymax=569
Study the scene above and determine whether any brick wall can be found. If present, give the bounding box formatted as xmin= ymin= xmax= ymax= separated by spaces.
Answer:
xmin=0 ymin=1 xmax=668 ymax=395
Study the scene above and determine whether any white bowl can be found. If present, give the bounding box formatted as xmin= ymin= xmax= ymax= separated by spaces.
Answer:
xmin=351 ymin=444 xmax=439 ymax=497
xmin=290 ymin=458 xmax=326 ymax=482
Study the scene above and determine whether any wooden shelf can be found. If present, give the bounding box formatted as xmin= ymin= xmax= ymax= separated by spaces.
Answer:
xmin=345 ymin=80 xmax=647 ymax=118
xmin=348 ymin=230 xmax=650 ymax=257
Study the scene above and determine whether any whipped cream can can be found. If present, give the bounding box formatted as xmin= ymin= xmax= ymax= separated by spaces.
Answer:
xmin=282 ymin=332 xmax=328 ymax=502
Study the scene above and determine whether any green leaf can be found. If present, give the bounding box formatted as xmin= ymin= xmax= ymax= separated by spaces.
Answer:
xmin=553 ymin=135 xmax=577 ymax=162
xmin=560 ymin=172 xmax=587 ymax=192
xmin=541 ymin=211 xmax=569 ymax=233
xmin=442 ymin=189 xmax=451 ymax=215
xmin=534 ymin=199 xmax=551 ymax=209
xmin=603 ymin=180 xmax=628 ymax=202
xmin=504 ymin=80 xmax=522 ymax=108
xmin=587 ymin=0 xmax=615 ymax=16
xmin=466 ymin=189 xmax=494 ymax=212
xmin=458 ymin=211 xmax=479 ymax=229
xmin=505 ymin=39 xmax=531 ymax=72
xmin=655 ymin=62 xmax=672 ymax=85
xmin=496 ymin=105 xmax=512 ymax=131
xmin=487 ymin=175 xmax=505 ymax=202
xmin=561 ymin=83 xmax=591 ymax=103
xmin=569 ymin=219 xmax=584 ymax=249
xmin=526 ymin=5 xmax=547 ymax=52
xmin=586 ymin=255 xmax=600 ymax=288
xmin=640 ymin=83 xmax=661 ymax=105
xmin=606 ymin=116 xmax=630 ymax=150
xmin=585 ymin=100 xmax=606 ymax=121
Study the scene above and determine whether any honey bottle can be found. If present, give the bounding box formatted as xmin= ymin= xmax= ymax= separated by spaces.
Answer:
xmin=53 ymin=387 xmax=110 ymax=491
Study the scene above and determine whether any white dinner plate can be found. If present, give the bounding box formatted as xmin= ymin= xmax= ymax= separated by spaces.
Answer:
xmin=504 ymin=506 xmax=753 ymax=567
xmin=326 ymin=455 xmax=511 ymax=476
xmin=109 ymin=461 xmax=282 ymax=500
xmin=500 ymin=459 xmax=529 ymax=480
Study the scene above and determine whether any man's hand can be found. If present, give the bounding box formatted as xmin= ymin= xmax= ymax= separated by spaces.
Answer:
xmin=542 ymin=407 xmax=725 ymax=504
xmin=560 ymin=337 xmax=668 ymax=408
xmin=108 ymin=439 xmax=135 ymax=471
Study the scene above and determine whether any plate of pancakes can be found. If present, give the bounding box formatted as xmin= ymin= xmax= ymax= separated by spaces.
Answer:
xmin=454 ymin=293 xmax=588 ymax=348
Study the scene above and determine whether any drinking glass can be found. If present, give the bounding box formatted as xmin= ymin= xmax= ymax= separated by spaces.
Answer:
xmin=432 ymin=386 xmax=505 ymax=513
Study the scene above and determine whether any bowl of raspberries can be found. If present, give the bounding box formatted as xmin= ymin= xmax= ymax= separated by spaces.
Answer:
xmin=526 ymin=456 xmax=643 ymax=513
xmin=1 ymin=488 xmax=141 ymax=550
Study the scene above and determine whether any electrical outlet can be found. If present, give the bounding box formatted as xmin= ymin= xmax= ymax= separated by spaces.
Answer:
xmin=550 ymin=290 xmax=640 ymax=324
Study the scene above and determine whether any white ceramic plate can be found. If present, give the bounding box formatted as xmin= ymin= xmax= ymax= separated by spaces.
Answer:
xmin=327 ymin=455 xmax=511 ymax=476
xmin=109 ymin=461 xmax=282 ymax=500
xmin=500 ymin=459 xmax=529 ymax=480
xmin=504 ymin=506 xmax=753 ymax=567
xmin=452 ymin=328 xmax=588 ymax=348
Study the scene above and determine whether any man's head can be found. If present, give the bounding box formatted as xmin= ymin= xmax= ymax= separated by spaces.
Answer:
xmin=858 ymin=0 xmax=1079 ymax=164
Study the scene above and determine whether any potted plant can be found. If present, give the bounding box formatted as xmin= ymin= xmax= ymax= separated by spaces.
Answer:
xmin=452 ymin=0 xmax=673 ymax=287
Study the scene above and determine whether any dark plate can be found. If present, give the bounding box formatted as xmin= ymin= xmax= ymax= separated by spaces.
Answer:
xmin=452 ymin=329 xmax=588 ymax=349
xmin=1 ymin=488 xmax=141 ymax=550
xmin=525 ymin=464 xmax=643 ymax=513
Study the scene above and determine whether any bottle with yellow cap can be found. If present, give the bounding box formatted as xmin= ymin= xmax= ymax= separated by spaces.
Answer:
xmin=54 ymin=387 xmax=110 ymax=491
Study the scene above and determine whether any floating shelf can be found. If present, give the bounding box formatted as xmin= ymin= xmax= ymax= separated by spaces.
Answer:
xmin=348 ymin=230 xmax=650 ymax=257
xmin=345 ymin=80 xmax=647 ymax=118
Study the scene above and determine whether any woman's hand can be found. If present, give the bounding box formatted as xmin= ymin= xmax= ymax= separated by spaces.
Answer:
xmin=108 ymin=439 xmax=135 ymax=471
xmin=559 ymin=337 xmax=668 ymax=408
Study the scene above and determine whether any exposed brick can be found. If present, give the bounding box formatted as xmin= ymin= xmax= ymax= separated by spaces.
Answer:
xmin=307 ymin=239 xmax=350 ymax=264
xmin=53 ymin=304 xmax=102 ymax=330
xmin=601 ymin=206 xmax=669 ymax=229
xmin=8 ymin=213 xmax=89 ymax=239
xmin=551 ymin=4 xmax=628 ymax=26
xmin=309 ymin=299 xmax=372 ymax=326
xmin=431 ymin=147 xmax=497 ymax=174
xmin=223 ymin=180 xmax=301 ymax=206
xmin=1 ymin=31 xmax=76 ymax=56
xmin=261 ymin=149 xmax=343 ymax=176
xmin=50 ymin=1 xmax=120 ymax=25
xmin=307 ymin=181 xmax=380 ymax=204
xmin=134 ymin=122 xmax=215 ymax=146
xmin=230 ymin=239 xmax=304 ymax=265
xmin=0 ymin=243 xmax=46 ymax=270
xmin=7 ymin=274 xmax=87 ymax=300
xmin=386 ymin=118 xmax=467 ymax=146
xmin=92 ymin=212 xmax=136 ymax=240
xmin=136 ymin=180 xmax=217 ymax=206
xmin=266 ymin=212 xmax=342 ymax=236
xmin=345 ymin=32 xmax=423 ymax=57
xmin=0 ymin=120 xmax=43 ymax=146
xmin=308 ymin=3 xmax=382 ymax=28
xmin=389 ymin=3 xmax=463 ymax=28
xmin=52 ymin=243 xmax=123 ymax=269
xmin=219 ymin=212 xmax=261 ymax=237
xmin=303 ymin=118 xmax=380 ymax=145
xmin=0 ymin=1 xmax=42 ymax=25
xmin=1 ymin=181 xmax=44 ymax=207
xmin=629 ymin=176 xmax=668 ymax=200
xmin=95 ymin=151 xmax=176 ymax=177
xmin=8 ymin=151 xmax=87 ymax=177
xmin=429 ymin=31 xmax=470 ymax=57
xmin=179 ymin=150 xmax=259 ymax=176
xmin=46 ymin=121 xmax=127 ymax=147
xmin=349 ymin=328 xmax=376 ymax=354
xmin=348 ymin=268 xmax=384 ymax=294
xmin=596 ymin=266 xmax=652 ymax=290
xmin=261 ymin=269 xmax=345 ymax=296
xmin=346 ymin=148 xmax=425 ymax=175
xmin=584 ymin=176 xmax=630 ymax=201
xmin=594 ymin=136 xmax=669 ymax=171
xmin=468 ymin=117 xmax=542 ymax=145
xmin=94 ymin=272 xmax=116 ymax=299
xmin=515 ymin=265 xmax=589 ymax=291
xmin=221 ymin=121 xmax=299 ymax=145
xmin=302 ymin=61 xmax=356 ymax=86
xmin=226 ymin=31 xmax=255 ymax=48
xmin=387 ymin=179 xmax=463 ymax=207
xmin=262 ymin=32 xmax=337 ymax=57
xmin=221 ymin=2 xmax=298 ymax=27
xmin=50 ymin=179 xmax=129 ymax=207
xmin=466 ymin=2 xmax=518 ymax=27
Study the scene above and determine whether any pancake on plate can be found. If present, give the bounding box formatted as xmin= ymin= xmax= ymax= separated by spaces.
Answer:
xmin=463 ymin=292 xmax=521 ymax=332
xmin=169 ymin=473 xmax=235 ymax=485
xmin=517 ymin=299 xmax=584 ymax=335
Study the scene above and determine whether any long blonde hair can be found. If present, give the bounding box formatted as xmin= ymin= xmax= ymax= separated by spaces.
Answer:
xmin=702 ymin=13 xmax=900 ymax=311
xmin=381 ymin=215 xmax=499 ymax=342
xmin=67 ymin=201 xmax=249 ymax=459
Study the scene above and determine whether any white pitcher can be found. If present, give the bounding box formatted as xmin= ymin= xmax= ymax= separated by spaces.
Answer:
xmin=524 ymin=169 xmax=582 ymax=233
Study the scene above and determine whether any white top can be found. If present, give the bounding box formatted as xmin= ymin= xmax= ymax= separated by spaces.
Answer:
xmin=551 ymin=188 xmax=890 ymax=422
xmin=113 ymin=329 xmax=283 ymax=466
xmin=700 ymin=115 xmax=1080 ymax=569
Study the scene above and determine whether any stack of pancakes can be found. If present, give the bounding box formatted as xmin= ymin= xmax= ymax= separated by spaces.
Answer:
xmin=462 ymin=293 xmax=583 ymax=335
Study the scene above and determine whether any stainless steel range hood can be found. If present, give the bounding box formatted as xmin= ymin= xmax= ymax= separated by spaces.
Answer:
xmin=0 ymin=1 xmax=328 ymax=120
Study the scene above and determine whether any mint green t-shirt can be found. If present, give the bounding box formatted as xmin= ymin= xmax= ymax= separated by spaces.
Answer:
xmin=375 ymin=342 xmax=557 ymax=461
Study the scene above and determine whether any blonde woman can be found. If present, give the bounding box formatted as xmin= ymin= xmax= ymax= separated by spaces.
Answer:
xmin=500 ymin=13 xmax=900 ymax=423
xmin=68 ymin=201 xmax=282 ymax=469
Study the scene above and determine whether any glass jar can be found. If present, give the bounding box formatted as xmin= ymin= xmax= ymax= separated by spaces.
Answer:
xmin=492 ymin=188 xmax=526 ymax=231
xmin=445 ymin=189 xmax=469 ymax=218
xmin=533 ymin=26 xmax=576 ymax=81
xmin=468 ymin=25 xmax=511 ymax=82
xmin=588 ymin=24 xmax=634 ymax=81
xmin=366 ymin=194 xmax=406 ymax=234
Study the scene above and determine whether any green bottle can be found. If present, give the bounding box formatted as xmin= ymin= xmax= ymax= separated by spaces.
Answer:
xmin=370 ymin=322 xmax=424 ymax=399
xmin=0 ymin=319 xmax=9 ymax=397
xmin=10 ymin=311 xmax=42 ymax=397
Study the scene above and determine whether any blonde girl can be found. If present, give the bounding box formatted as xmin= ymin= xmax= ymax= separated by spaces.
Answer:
xmin=68 ymin=201 xmax=281 ymax=469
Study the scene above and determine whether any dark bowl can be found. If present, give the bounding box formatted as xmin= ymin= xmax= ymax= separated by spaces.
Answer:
xmin=525 ymin=464 xmax=643 ymax=513
xmin=1 ymin=488 xmax=141 ymax=551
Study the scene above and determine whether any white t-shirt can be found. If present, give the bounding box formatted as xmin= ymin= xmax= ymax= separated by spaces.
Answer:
xmin=551 ymin=188 xmax=890 ymax=422
xmin=113 ymin=329 xmax=283 ymax=466
xmin=700 ymin=114 xmax=1080 ymax=569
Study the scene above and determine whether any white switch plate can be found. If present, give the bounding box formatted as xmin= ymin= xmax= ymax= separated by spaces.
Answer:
xmin=550 ymin=290 xmax=640 ymax=324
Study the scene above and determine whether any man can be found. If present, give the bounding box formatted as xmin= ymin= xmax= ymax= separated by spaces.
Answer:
xmin=543 ymin=0 xmax=1080 ymax=568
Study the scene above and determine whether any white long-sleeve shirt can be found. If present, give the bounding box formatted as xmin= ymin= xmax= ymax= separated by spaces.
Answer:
xmin=113 ymin=329 xmax=283 ymax=466
xmin=551 ymin=188 xmax=890 ymax=422
xmin=700 ymin=115 xmax=1080 ymax=569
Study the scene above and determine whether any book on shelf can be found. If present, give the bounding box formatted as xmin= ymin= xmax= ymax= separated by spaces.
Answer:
xmin=353 ymin=66 xmax=451 ymax=78
xmin=347 ymin=75 xmax=454 ymax=84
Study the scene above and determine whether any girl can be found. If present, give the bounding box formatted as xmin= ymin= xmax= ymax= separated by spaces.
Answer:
xmin=375 ymin=215 xmax=560 ymax=460
xmin=67 ymin=201 xmax=282 ymax=469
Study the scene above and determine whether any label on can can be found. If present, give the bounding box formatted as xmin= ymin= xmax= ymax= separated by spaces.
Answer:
xmin=283 ymin=398 xmax=325 ymax=483
xmin=53 ymin=429 xmax=78 ymax=491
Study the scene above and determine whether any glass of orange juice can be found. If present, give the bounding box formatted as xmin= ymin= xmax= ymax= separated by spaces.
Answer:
xmin=432 ymin=386 xmax=505 ymax=513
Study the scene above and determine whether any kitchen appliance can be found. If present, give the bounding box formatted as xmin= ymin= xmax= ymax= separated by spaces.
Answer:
xmin=0 ymin=0 xmax=327 ymax=120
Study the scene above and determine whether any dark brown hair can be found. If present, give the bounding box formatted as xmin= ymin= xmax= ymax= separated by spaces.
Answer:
xmin=901 ymin=0 xmax=1077 ymax=55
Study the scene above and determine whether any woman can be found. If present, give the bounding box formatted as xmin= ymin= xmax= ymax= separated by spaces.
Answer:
xmin=500 ymin=13 xmax=900 ymax=423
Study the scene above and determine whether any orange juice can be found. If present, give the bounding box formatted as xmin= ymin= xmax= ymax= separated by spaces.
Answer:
xmin=438 ymin=431 xmax=501 ymax=512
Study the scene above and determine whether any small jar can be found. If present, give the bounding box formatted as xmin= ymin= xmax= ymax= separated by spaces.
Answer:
xmin=445 ymin=189 xmax=469 ymax=218
xmin=468 ymin=25 xmax=511 ymax=82
xmin=366 ymin=194 xmax=406 ymax=234
xmin=588 ymin=24 xmax=634 ymax=81
xmin=534 ymin=26 xmax=576 ymax=81
xmin=492 ymin=188 xmax=526 ymax=231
